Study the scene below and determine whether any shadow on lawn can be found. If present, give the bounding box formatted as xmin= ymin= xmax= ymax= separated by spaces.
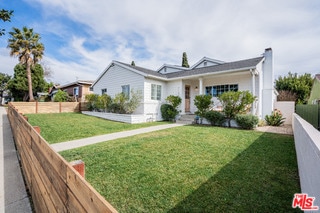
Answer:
xmin=168 ymin=132 xmax=301 ymax=213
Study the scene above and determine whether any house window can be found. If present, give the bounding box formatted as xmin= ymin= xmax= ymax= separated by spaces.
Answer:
xmin=101 ymin=88 xmax=107 ymax=95
xmin=205 ymin=84 xmax=238 ymax=97
xmin=151 ymin=84 xmax=161 ymax=100
xmin=122 ymin=85 xmax=130 ymax=98
xmin=73 ymin=87 xmax=79 ymax=96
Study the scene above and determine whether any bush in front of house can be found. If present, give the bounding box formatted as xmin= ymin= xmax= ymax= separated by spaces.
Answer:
xmin=218 ymin=91 xmax=256 ymax=127
xmin=265 ymin=109 xmax=285 ymax=126
xmin=235 ymin=114 xmax=259 ymax=130
xmin=204 ymin=111 xmax=225 ymax=126
xmin=161 ymin=104 xmax=176 ymax=121
xmin=86 ymin=90 xmax=142 ymax=114
xmin=194 ymin=95 xmax=212 ymax=124
xmin=124 ymin=90 xmax=143 ymax=114
xmin=96 ymin=94 xmax=112 ymax=112
xmin=161 ymin=95 xmax=182 ymax=121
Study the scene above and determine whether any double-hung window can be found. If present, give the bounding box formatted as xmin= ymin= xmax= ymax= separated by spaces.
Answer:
xmin=122 ymin=85 xmax=130 ymax=98
xmin=151 ymin=84 xmax=161 ymax=100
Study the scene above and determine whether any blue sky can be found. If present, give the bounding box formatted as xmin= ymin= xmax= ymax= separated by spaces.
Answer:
xmin=0 ymin=0 xmax=320 ymax=85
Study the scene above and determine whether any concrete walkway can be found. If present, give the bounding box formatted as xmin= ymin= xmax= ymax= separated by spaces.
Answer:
xmin=51 ymin=123 xmax=185 ymax=152
xmin=0 ymin=107 xmax=32 ymax=213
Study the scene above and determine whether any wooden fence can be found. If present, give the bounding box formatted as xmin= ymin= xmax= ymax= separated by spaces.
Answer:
xmin=9 ymin=101 xmax=88 ymax=114
xmin=7 ymin=103 xmax=117 ymax=212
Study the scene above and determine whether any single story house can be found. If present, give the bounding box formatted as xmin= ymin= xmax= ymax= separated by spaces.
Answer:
xmin=92 ymin=48 xmax=276 ymax=121
xmin=308 ymin=74 xmax=320 ymax=104
xmin=49 ymin=80 xmax=94 ymax=102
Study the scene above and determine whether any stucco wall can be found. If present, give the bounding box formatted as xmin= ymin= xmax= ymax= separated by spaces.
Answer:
xmin=274 ymin=101 xmax=295 ymax=125
xmin=293 ymin=113 xmax=320 ymax=209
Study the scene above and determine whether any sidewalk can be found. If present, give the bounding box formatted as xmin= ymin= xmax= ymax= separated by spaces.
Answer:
xmin=0 ymin=107 xmax=32 ymax=213
xmin=51 ymin=123 xmax=185 ymax=152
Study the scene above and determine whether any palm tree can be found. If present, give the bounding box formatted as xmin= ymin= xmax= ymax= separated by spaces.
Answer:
xmin=8 ymin=27 xmax=44 ymax=101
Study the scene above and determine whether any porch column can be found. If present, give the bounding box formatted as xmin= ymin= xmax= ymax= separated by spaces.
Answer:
xmin=199 ymin=78 xmax=203 ymax=95
xmin=250 ymin=69 xmax=256 ymax=115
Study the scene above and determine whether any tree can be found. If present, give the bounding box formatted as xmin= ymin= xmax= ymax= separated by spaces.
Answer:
xmin=218 ymin=91 xmax=256 ymax=127
xmin=0 ymin=73 xmax=11 ymax=100
xmin=275 ymin=72 xmax=313 ymax=104
xmin=181 ymin=52 xmax=190 ymax=68
xmin=194 ymin=95 xmax=212 ymax=123
xmin=8 ymin=27 xmax=45 ymax=101
xmin=0 ymin=9 xmax=13 ymax=36
xmin=7 ymin=64 xmax=46 ymax=101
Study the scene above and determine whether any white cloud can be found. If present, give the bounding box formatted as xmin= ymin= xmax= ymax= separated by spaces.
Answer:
xmin=7 ymin=0 xmax=320 ymax=84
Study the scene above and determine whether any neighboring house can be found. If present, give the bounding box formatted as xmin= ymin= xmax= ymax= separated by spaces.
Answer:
xmin=308 ymin=74 xmax=320 ymax=104
xmin=50 ymin=80 xmax=94 ymax=102
xmin=92 ymin=48 xmax=276 ymax=120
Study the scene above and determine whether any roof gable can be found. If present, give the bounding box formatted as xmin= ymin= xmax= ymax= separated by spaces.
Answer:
xmin=191 ymin=57 xmax=225 ymax=69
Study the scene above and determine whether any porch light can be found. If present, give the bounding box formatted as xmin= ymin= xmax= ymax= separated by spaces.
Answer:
xmin=195 ymin=86 xmax=198 ymax=91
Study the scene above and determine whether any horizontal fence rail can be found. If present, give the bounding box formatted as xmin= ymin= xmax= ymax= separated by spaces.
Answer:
xmin=296 ymin=104 xmax=320 ymax=130
xmin=9 ymin=101 xmax=88 ymax=114
xmin=7 ymin=103 xmax=117 ymax=212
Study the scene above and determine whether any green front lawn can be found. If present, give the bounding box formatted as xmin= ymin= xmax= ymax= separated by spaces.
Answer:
xmin=26 ymin=113 xmax=170 ymax=144
xmin=60 ymin=126 xmax=301 ymax=213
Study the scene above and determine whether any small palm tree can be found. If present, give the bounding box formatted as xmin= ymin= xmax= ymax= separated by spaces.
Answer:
xmin=8 ymin=27 xmax=44 ymax=101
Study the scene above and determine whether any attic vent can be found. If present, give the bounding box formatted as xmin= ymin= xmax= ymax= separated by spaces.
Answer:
xmin=204 ymin=61 xmax=207 ymax=66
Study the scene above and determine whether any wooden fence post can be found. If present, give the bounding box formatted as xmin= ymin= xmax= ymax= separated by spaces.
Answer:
xmin=36 ymin=101 xmax=38 ymax=113
xmin=33 ymin=126 xmax=41 ymax=134
xmin=70 ymin=160 xmax=85 ymax=178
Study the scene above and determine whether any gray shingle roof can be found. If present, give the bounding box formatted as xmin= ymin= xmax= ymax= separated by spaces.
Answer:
xmin=117 ymin=56 xmax=264 ymax=80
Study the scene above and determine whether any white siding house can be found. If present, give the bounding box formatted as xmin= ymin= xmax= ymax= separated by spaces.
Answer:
xmin=92 ymin=48 xmax=276 ymax=122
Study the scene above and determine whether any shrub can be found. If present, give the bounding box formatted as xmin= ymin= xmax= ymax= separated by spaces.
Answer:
xmin=218 ymin=91 xmax=256 ymax=127
xmin=235 ymin=114 xmax=259 ymax=130
xmin=109 ymin=103 xmax=120 ymax=113
xmin=161 ymin=104 xmax=176 ymax=121
xmin=265 ymin=109 xmax=285 ymax=126
xmin=124 ymin=90 xmax=142 ymax=114
xmin=85 ymin=94 xmax=99 ymax=111
xmin=204 ymin=111 xmax=225 ymax=126
xmin=54 ymin=89 xmax=69 ymax=102
xmin=96 ymin=94 xmax=112 ymax=112
xmin=166 ymin=95 xmax=182 ymax=109
xmin=161 ymin=95 xmax=182 ymax=121
xmin=194 ymin=95 xmax=212 ymax=123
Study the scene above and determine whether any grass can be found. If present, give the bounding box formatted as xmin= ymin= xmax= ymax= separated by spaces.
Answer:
xmin=60 ymin=125 xmax=301 ymax=213
xmin=26 ymin=113 xmax=170 ymax=144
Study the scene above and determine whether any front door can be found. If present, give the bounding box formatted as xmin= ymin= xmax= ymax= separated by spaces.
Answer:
xmin=185 ymin=85 xmax=190 ymax=112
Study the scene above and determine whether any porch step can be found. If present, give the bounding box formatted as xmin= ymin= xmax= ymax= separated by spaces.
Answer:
xmin=176 ymin=114 xmax=196 ymax=124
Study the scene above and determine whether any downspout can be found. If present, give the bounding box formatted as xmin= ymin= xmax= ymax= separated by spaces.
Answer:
xmin=250 ymin=69 xmax=256 ymax=115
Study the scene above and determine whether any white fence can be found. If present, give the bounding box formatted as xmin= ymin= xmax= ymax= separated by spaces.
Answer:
xmin=274 ymin=101 xmax=295 ymax=125
xmin=293 ymin=113 xmax=320 ymax=209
